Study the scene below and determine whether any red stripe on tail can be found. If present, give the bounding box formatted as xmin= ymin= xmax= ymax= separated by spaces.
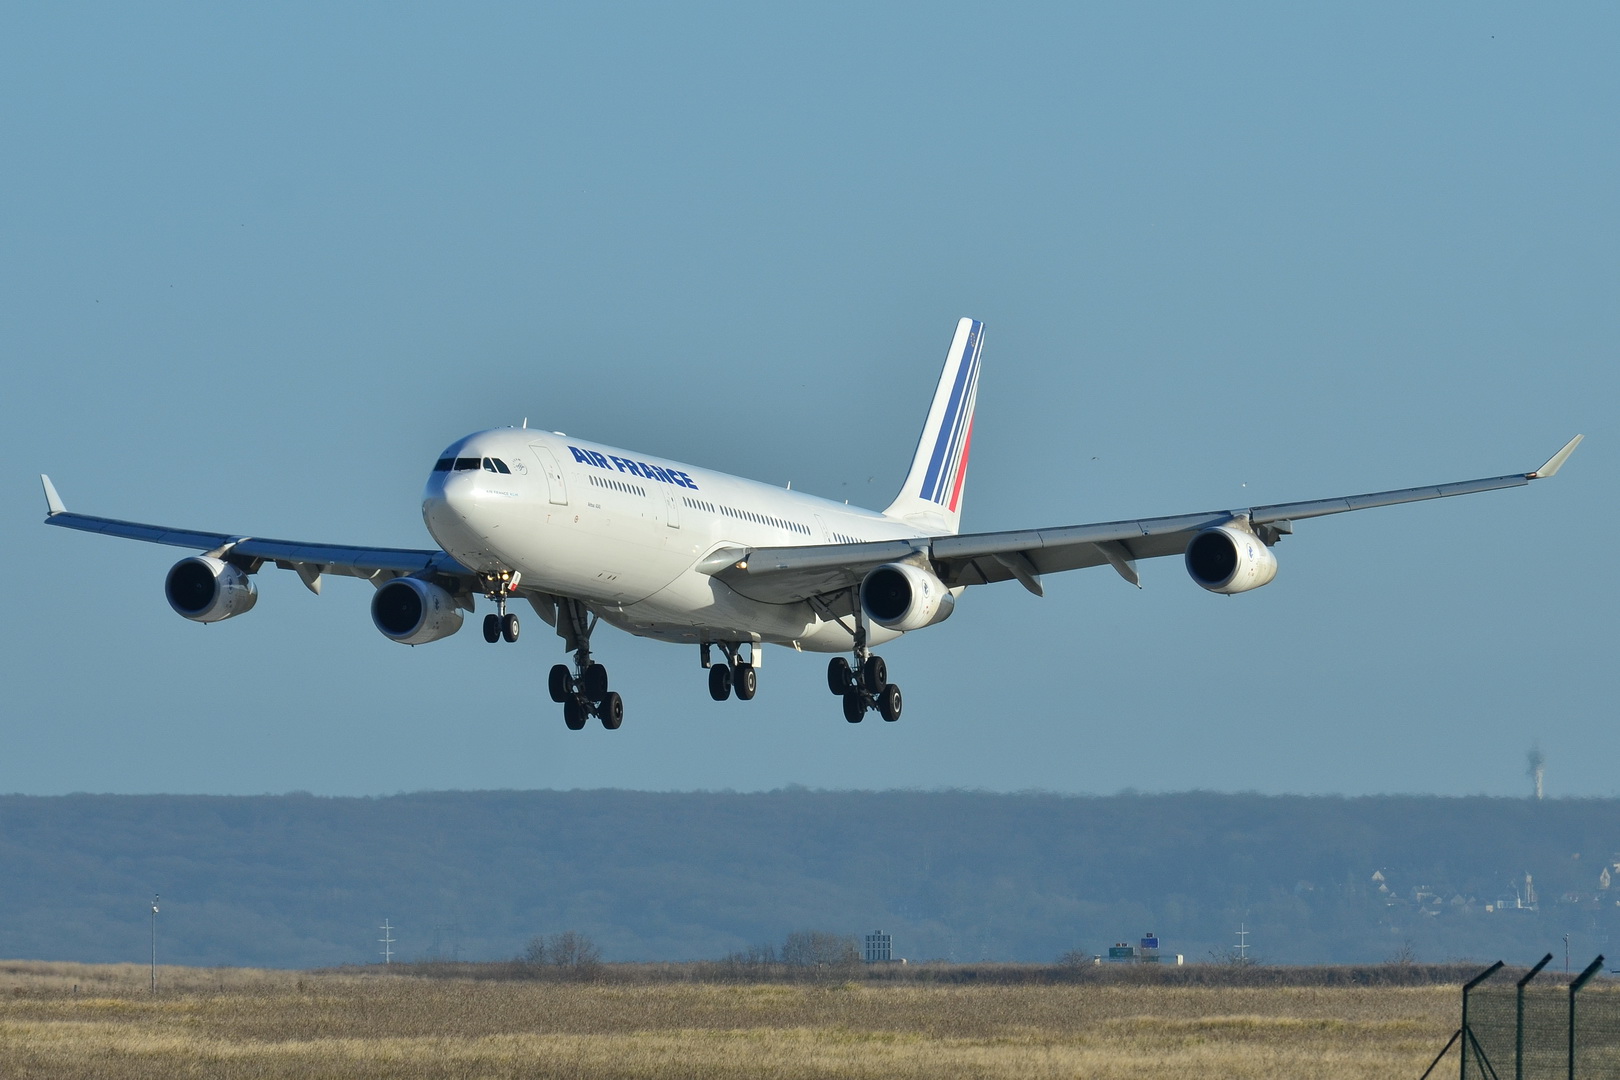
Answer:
xmin=947 ymin=419 xmax=974 ymax=512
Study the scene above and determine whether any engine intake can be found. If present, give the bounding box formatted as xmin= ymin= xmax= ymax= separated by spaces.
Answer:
xmin=1184 ymin=525 xmax=1278 ymax=594
xmin=165 ymin=556 xmax=258 ymax=622
xmin=371 ymin=577 xmax=463 ymax=644
xmin=860 ymin=562 xmax=955 ymax=632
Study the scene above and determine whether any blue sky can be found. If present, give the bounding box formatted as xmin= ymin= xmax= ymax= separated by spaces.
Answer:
xmin=2 ymin=3 xmax=1613 ymax=797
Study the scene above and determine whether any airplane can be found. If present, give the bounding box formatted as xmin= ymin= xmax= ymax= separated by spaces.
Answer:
xmin=41 ymin=318 xmax=1583 ymax=730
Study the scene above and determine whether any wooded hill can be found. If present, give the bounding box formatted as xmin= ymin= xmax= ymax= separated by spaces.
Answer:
xmin=0 ymin=790 xmax=1614 ymax=968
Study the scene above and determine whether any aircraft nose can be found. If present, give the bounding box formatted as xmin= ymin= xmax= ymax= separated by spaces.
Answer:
xmin=421 ymin=470 xmax=484 ymax=547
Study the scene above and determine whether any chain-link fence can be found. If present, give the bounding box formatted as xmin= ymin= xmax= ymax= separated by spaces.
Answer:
xmin=1454 ymin=955 xmax=1615 ymax=1080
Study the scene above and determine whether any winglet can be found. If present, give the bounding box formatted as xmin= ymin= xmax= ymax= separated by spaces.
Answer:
xmin=41 ymin=474 xmax=66 ymax=516
xmin=1529 ymin=434 xmax=1584 ymax=479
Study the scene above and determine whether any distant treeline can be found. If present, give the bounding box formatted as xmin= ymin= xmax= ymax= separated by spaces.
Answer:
xmin=0 ymin=790 xmax=1615 ymax=968
xmin=393 ymin=958 xmax=1500 ymax=988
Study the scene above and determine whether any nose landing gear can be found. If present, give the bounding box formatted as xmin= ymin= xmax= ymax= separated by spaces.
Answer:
xmin=479 ymin=573 xmax=521 ymax=643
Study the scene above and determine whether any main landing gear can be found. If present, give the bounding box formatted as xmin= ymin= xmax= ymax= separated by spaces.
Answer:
xmin=822 ymin=599 xmax=900 ymax=723
xmin=479 ymin=573 xmax=521 ymax=644
xmin=828 ymin=654 xmax=901 ymax=722
xmin=547 ymin=599 xmax=623 ymax=730
xmin=702 ymin=642 xmax=759 ymax=703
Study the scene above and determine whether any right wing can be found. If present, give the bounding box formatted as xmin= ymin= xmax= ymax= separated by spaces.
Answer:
xmin=703 ymin=435 xmax=1584 ymax=605
xmin=40 ymin=475 xmax=475 ymax=596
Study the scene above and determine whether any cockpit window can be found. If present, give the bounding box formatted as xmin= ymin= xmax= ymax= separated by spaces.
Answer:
xmin=433 ymin=458 xmax=453 ymax=472
xmin=453 ymin=457 xmax=481 ymax=471
xmin=494 ymin=459 xmax=511 ymax=473
xmin=483 ymin=458 xmax=498 ymax=472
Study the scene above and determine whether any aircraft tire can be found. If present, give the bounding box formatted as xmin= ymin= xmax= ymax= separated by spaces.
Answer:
xmin=827 ymin=657 xmax=850 ymax=696
xmin=563 ymin=698 xmax=587 ymax=730
xmin=734 ymin=664 xmax=757 ymax=701
xmin=548 ymin=665 xmax=572 ymax=703
xmin=879 ymin=684 xmax=902 ymax=722
xmin=843 ymin=693 xmax=866 ymax=723
xmin=501 ymin=613 xmax=520 ymax=643
xmin=582 ymin=663 xmax=609 ymax=702
xmin=708 ymin=663 xmax=732 ymax=701
xmin=600 ymin=691 xmax=624 ymax=730
xmin=860 ymin=655 xmax=887 ymax=696
xmin=483 ymin=614 xmax=501 ymax=643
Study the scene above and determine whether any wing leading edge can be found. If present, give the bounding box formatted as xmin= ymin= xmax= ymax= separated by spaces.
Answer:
xmin=702 ymin=436 xmax=1584 ymax=605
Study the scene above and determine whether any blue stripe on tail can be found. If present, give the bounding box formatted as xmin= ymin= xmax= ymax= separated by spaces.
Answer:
xmin=918 ymin=321 xmax=982 ymax=503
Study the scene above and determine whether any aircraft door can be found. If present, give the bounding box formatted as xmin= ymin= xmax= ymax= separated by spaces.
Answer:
xmin=664 ymin=490 xmax=681 ymax=529
xmin=814 ymin=514 xmax=831 ymax=542
xmin=529 ymin=445 xmax=568 ymax=505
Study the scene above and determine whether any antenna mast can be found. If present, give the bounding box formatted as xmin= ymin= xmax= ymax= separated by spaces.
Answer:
xmin=379 ymin=919 xmax=395 ymax=965
xmin=149 ymin=893 xmax=159 ymax=997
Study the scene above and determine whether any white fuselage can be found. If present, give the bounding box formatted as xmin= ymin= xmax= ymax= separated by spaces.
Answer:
xmin=421 ymin=428 xmax=927 ymax=651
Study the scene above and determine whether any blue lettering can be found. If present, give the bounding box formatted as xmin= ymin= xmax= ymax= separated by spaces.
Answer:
xmin=609 ymin=455 xmax=631 ymax=473
xmin=568 ymin=445 xmax=591 ymax=464
xmin=673 ymin=470 xmax=698 ymax=490
xmin=589 ymin=450 xmax=610 ymax=469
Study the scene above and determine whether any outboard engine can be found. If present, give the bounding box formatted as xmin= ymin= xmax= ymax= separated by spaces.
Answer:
xmin=1184 ymin=525 xmax=1279 ymax=594
xmin=165 ymin=556 xmax=258 ymax=622
xmin=371 ymin=577 xmax=464 ymax=644
xmin=860 ymin=562 xmax=956 ymax=631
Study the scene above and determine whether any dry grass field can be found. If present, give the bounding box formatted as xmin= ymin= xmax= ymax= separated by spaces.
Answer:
xmin=0 ymin=960 xmax=1462 ymax=1079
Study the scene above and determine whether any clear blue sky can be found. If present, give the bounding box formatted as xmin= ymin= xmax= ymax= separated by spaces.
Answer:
xmin=2 ymin=3 xmax=1613 ymax=798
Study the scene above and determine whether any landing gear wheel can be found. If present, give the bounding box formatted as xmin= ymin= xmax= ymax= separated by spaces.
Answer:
xmin=563 ymin=698 xmax=587 ymax=730
xmin=501 ymin=613 xmax=520 ymax=643
xmin=708 ymin=663 xmax=732 ymax=701
xmin=843 ymin=692 xmax=867 ymax=723
xmin=878 ymin=684 xmax=902 ymax=722
xmin=483 ymin=614 xmax=501 ymax=643
xmin=734 ymin=664 xmax=757 ymax=701
xmin=582 ymin=663 xmax=609 ymax=703
xmin=861 ymin=655 xmax=887 ymax=696
xmin=599 ymin=691 xmax=624 ymax=730
xmin=827 ymin=657 xmax=851 ymax=696
xmin=548 ymin=665 xmax=572 ymax=704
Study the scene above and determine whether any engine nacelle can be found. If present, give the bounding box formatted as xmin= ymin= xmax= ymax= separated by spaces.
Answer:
xmin=371 ymin=576 xmax=464 ymax=644
xmin=1184 ymin=525 xmax=1279 ymax=594
xmin=165 ymin=556 xmax=258 ymax=623
xmin=860 ymin=562 xmax=956 ymax=632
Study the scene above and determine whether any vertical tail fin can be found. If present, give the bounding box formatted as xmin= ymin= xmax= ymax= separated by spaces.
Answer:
xmin=883 ymin=317 xmax=983 ymax=535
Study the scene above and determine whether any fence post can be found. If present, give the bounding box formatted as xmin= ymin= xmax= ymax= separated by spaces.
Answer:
xmin=1462 ymin=961 xmax=1505 ymax=1080
xmin=1517 ymin=953 xmax=1553 ymax=1080
xmin=1568 ymin=954 xmax=1604 ymax=1080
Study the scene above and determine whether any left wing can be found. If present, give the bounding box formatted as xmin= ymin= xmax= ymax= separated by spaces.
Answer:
xmin=40 ymin=475 xmax=475 ymax=595
xmin=702 ymin=436 xmax=1584 ymax=605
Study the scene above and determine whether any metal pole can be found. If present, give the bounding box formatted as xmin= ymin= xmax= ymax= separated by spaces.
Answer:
xmin=1462 ymin=961 xmax=1505 ymax=1080
xmin=1516 ymin=953 xmax=1553 ymax=1080
xmin=149 ymin=894 xmax=159 ymax=993
xmin=1568 ymin=954 xmax=1605 ymax=1080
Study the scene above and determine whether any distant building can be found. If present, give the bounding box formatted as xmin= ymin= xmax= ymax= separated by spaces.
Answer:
xmin=1099 ymin=933 xmax=1182 ymax=965
xmin=864 ymin=930 xmax=892 ymax=963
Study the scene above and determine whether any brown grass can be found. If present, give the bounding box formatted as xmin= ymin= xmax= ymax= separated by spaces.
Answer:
xmin=0 ymin=959 xmax=1466 ymax=1078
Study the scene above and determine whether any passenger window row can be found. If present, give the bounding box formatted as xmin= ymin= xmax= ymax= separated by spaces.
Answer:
xmin=590 ymin=474 xmax=647 ymax=497
xmin=717 ymin=504 xmax=810 ymax=536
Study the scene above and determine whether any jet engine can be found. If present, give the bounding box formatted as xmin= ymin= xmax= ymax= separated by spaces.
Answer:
xmin=1184 ymin=525 xmax=1278 ymax=594
xmin=860 ymin=562 xmax=955 ymax=632
xmin=371 ymin=576 xmax=464 ymax=644
xmin=165 ymin=556 xmax=258 ymax=622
